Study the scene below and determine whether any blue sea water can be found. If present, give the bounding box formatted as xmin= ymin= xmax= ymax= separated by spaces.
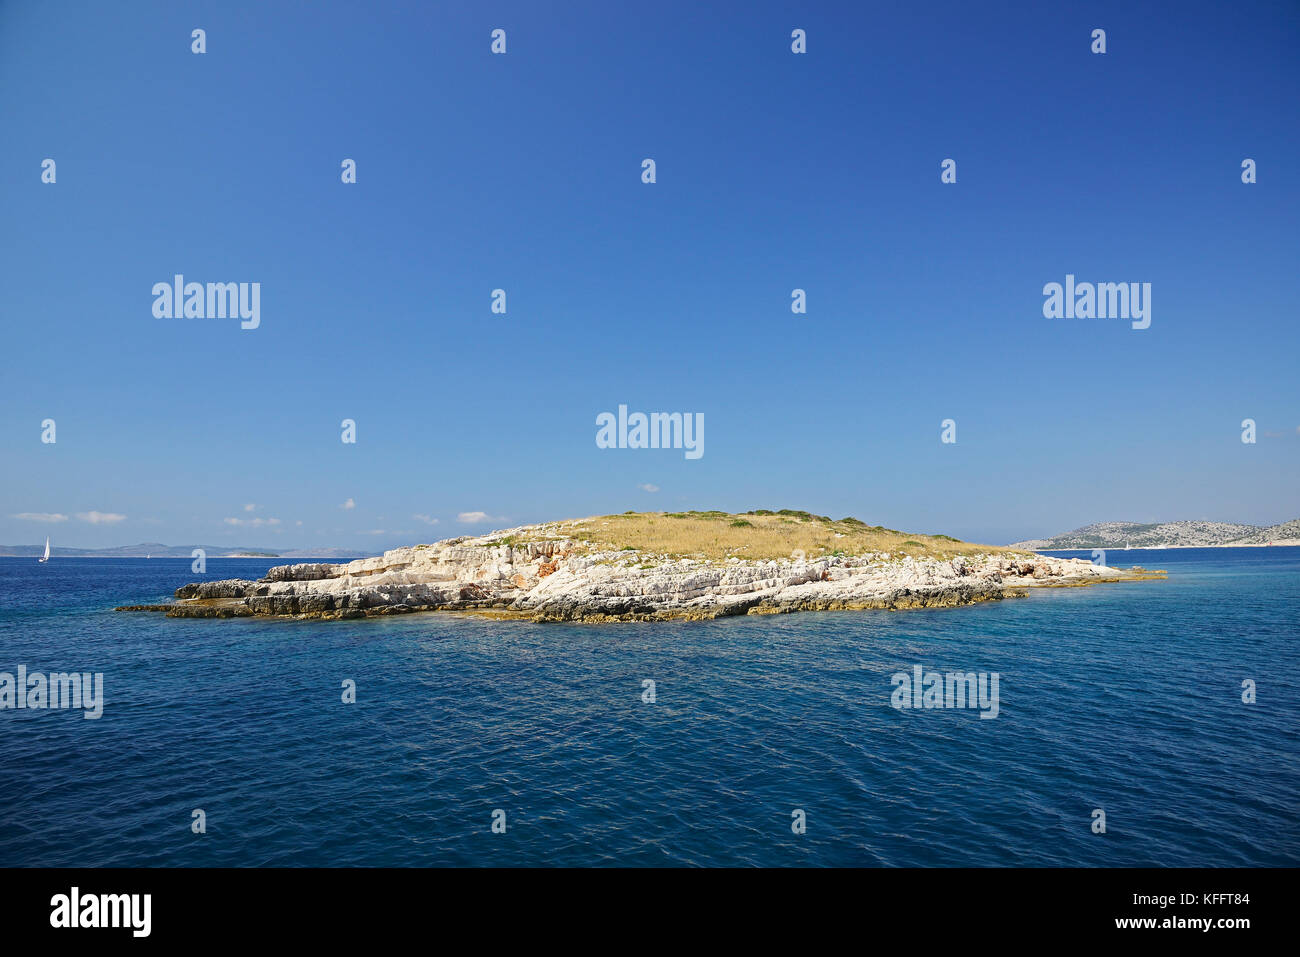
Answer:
xmin=0 ymin=548 xmax=1296 ymax=867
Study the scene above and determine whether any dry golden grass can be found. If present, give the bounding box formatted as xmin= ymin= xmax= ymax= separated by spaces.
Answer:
xmin=506 ymin=510 xmax=1014 ymax=562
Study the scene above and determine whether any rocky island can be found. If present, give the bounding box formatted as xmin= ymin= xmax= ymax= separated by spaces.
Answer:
xmin=117 ymin=510 xmax=1163 ymax=623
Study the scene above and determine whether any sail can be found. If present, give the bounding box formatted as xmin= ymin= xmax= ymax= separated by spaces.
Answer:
xmin=41 ymin=536 xmax=50 ymax=562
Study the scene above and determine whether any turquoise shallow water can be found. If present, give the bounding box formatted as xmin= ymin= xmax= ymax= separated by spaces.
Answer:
xmin=0 ymin=548 xmax=1296 ymax=866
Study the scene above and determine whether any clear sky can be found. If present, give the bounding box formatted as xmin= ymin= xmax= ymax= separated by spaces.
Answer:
xmin=2 ymin=0 xmax=1297 ymax=551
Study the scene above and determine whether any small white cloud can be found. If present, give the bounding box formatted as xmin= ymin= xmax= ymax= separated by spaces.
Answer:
xmin=341 ymin=498 xmax=356 ymax=510
xmin=458 ymin=511 xmax=500 ymax=524
xmin=11 ymin=512 xmax=68 ymax=522
xmin=223 ymin=516 xmax=282 ymax=528
xmin=413 ymin=514 xmax=440 ymax=525
xmin=77 ymin=511 xmax=126 ymax=525
xmin=295 ymin=520 xmax=303 ymax=526
xmin=637 ymin=483 xmax=660 ymax=493
xmin=243 ymin=503 xmax=257 ymax=513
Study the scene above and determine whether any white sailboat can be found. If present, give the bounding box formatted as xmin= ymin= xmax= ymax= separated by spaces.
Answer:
xmin=38 ymin=536 xmax=50 ymax=563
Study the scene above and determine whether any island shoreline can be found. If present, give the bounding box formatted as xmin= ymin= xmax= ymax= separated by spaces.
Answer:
xmin=115 ymin=511 xmax=1167 ymax=624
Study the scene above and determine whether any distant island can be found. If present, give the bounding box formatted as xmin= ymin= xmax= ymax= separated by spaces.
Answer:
xmin=1011 ymin=518 xmax=1300 ymax=550
xmin=118 ymin=510 xmax=1162 ymax=623
xmin=0 ymin=542 xmax=373 ymax=559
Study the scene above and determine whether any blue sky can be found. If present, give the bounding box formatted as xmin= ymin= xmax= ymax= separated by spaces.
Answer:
xmin=2 ymin=0 xmax=1297 ymax=551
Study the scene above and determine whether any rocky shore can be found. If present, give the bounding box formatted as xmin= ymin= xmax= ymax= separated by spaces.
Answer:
xmin=116 ymin=515 xmax=1163 ymax=623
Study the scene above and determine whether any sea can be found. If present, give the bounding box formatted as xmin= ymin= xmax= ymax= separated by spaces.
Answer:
xmin=1 ymin=547 xmax=1296 ymax=867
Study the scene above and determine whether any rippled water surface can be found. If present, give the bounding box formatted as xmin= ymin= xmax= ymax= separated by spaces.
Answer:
xmin=1 ymin=548 xmax=1296 ymax=866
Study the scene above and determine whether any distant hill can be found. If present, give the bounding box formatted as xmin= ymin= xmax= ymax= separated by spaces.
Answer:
xmin=0 ymin=542 xmax=375 ymax=559
xmin=1225 ymin=519 xmax=1300 ymax=544
xmin=1011 ymin=519 xmax=1300 ymax=550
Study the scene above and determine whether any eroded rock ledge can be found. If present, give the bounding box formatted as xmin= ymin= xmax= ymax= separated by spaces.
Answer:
xmin=116 ymin=522 xmax=1162 ymax=623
